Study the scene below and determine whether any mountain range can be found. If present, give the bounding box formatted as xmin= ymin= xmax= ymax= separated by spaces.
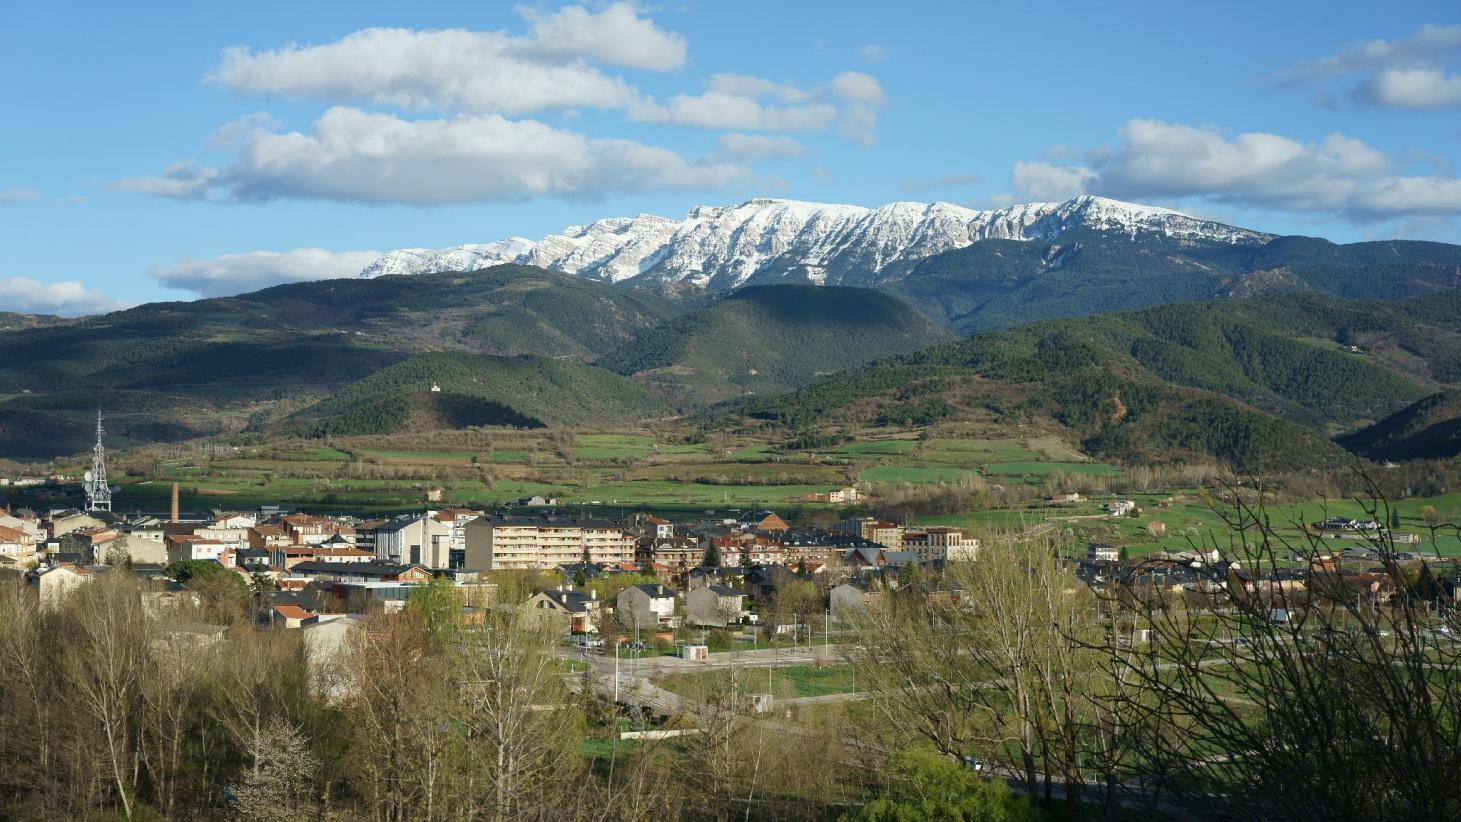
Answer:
xmin=359 ymin=196 xmax=1461 ymax=332
xmin=3 ymin=195 xmax=1461 ymax=467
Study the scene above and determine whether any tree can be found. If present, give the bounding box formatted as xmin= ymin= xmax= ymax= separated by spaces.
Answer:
xmin=63 ymin=572 xmax=145 ymax=818
xmin=703 ymin=542 xmax=721 ymax=568
xmin=405 ymin=576 xmax=462 ymax=648
xmin=230 ymin=717 xmax=319 ymax=822
xmin=1087 ymin=486 xmax=1461 ymax=819
xmin=843 ymin=747 xmax=1036 ymax=822
xmin=846 ymin=534 xmax=1096 ymax=809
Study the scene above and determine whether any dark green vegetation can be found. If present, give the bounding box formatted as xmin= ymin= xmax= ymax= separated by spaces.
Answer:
xmin=0 ymin=266 xmax=678 ymax=458
xmin=598 ymin=284 xmax=953 ymax=407
xmin=890 ymin=228 xmax=1461 ymax=332
xmin=3 ymin=233 xmax=1461 ymax=471
xmin=286 ymin=352 xmax=664 ymax=435
xmin=737 ymin=291 xmax=1461 ymax=471
xmin=1341 ymin=388 xmax=1461 ymax=461
xmin=0 ymin=311 xmax=58 ymax=331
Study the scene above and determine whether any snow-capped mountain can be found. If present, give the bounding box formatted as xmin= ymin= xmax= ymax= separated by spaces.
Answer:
xmin=358 ymin=196 xmax=1273 ymax=290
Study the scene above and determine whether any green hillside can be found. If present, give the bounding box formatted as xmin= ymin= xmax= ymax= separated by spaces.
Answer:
xmin=0 ymin=266 xmax=680 ymax=457
xmin=735 ymin=292 xmax=1461 ymax=471
xmin=890 ymin=230 xmax=1461 ymax=332
xmin=1339 ymin=389 xmax=1461 ymax=461
xmin=597 ymin=284 xmax=953 ymax=408
xmin=286 ymin=352 xmax=667 ymax=435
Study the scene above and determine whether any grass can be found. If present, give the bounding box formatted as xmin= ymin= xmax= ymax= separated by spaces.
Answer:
xmin=859 ymin=465 xmax=978 ymax=484
xmin=985 ymin=461 xmax=1122 ymax=476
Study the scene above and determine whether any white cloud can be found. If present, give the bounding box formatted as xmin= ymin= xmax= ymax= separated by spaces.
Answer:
xmin=208 ymin=23 xmax=648 ymax=114
xmin=715 ymin=133 xmax=804 ymax=160
xmin=123 ymin=107 xmax=749 ymax=205
xmin=1278 ymin=24 xmax=1461 ymax=110
xmin=1003 ymin=118 xmax=1461 ymax=220
xmin=149 ymin=248 xmax=382 ymax=297
xmin=857 ymin=44 xmax=888 ymax=63
xmin=114 ymin=161 xmax=219 ymax=199
xmin=1358 ymin=67 xmax=1461 ymax=109
xmin=632 ymin=92 xmax=836 ymax=131
xmin=630 ymin=70 xmax=885 ymax=144
xmin=0 ymin=277 xmax=126 ymax=316
xmin=0 ymin=186 xmax=39 ymax=204
xmin=519 ymin=2 xmax=686 ymax=71
xmin=828 ymin=71 xmax=886 ymax=105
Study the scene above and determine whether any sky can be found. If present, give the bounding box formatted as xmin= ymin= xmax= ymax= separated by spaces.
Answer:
xmin=2 ymin=1 xmax=1460 ymax=314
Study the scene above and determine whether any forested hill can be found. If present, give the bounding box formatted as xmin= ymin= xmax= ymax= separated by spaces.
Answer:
xmin=733 ymin=291 xmax=1461 ymax=471
xmin=597 ymin=285 xmax=953 ymax=408
xmin=0 ymin=266 xmax=680 ymax=458
xmin=889 ymin=230 xmax=1461 ymax=332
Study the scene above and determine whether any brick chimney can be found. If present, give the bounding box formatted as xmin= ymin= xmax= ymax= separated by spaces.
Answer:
xmin=170 ymin=482 xmax=179 ymax=523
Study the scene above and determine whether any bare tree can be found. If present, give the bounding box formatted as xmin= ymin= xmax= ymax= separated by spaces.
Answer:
xmin=1087 ymin=481 xmax=1461 ymax=820
xmin=230 ymin=716 xmax=319 ymax=821
xmin=62 ymin=572 xmax=145 ymax=818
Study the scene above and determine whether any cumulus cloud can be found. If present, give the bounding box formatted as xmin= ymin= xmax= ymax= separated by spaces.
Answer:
xmin=206 ymin=4 xmax=687 ymax=114
xmin=0 ymin=277 xmax=126 ymax=316
xmin=1356 ymin=67 xmax=1461 ymax=109
xmin=519 ymin=2 xmax=686 ymax=71
xmin=999 ymin=117 xmax=1461 ymax=220
xmin=632 ymin=93 xmax=836 ymax=131
xmin=0 ymin=186 xmax=39 ymax=204
xmin=630 ymin=70 xmax=885 ymax=144
xmin=149 ymin=248 xmax=382 ymax=297
xmin=1277 ymin=24 xmax=1461 ymax=109
xmin=122 ymin=107 xmax=749 ymax=205
xmin=715 ymin=133 xmax=804 ymax=160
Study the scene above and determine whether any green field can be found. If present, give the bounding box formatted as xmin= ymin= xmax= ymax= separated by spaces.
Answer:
xmin=859 ymin=465 xmax=978 ymax=483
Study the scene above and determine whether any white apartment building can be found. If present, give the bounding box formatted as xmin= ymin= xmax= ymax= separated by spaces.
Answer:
xmin=464 ymin=516 xmax=635 ymax=570
xmin=902 ymin=527 xmax=979 ymax=563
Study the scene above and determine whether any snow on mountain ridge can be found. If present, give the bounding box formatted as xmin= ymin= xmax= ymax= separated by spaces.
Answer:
xmin=359 ymin=196 xmax=1272 ymax=288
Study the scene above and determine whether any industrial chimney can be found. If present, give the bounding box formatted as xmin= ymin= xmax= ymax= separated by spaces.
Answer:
xmin=170 ymin=482 xmax=179 ymax=523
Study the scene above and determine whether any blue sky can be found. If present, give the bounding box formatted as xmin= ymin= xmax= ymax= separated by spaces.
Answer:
xmin=2 ymin=1 xmax=1459 ymax=313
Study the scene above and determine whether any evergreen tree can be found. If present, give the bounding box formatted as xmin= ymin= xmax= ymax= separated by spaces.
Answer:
xmin=703 ymin=542 xmax=721 ymax=568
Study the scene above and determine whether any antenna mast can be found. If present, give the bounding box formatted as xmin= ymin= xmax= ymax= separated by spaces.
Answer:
xmin=84 ymin=410 xmax=112 ymax=512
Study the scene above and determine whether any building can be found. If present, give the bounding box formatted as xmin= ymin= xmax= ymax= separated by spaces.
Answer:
xmin=523 ymin=588 xmax=601 ymax=634
xmin=830 ymin=582 xmax=884 ymax=616
xmin=685 ymin=584 xmax=745 ymax=627
xmin=464 ymin=515 xmax=635 ymax=570
xmin=167 ymin=537 xmax=228 ymax=565
xmin=29 ymin=563 xmax=94 ymax=607
xmin=1107 ymin=500 xmax=1136 ymax=517
xmin=616 ymin=583 xmax=677 ymax=630
xmin=374 ymin=515 xmax=452 ymax=568
xmin=1088 ymin=543 xmax=1120 ymax=562
xmin=833 ymin=517 xmax=904 ymax=551
xmin=642 ymin=515 xmax=675 ymax=540
xmin=902 ymin=527 xmax=979 ymax=563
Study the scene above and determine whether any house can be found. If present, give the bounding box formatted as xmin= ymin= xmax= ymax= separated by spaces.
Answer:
xmin=617 ymin=583 xmax=677 ymax=629
xmin=1049 ymin=492 xmax=1083 ymax=504
xmin=686 ymin=584 xmax=745 ymax=627
xmin=1107 ymin=500 xmax=1136 ymax=517
xmin=167 ymin=537 xmax=228 ymax=565
xmin=271 ymin=604 xmax=319 ymax=628
xmin=48 ymin=511 xmax=106 ymax=539
xmin=830 ymin=582 xmax=884 ymax=616
xmin=0 ymin=523 xmax=39 ymax=566
xmin=739 ymin=510 xmax=791 ymax=534
xmin=29 ymin=563 xmax=94 ymax=607
xmin=1088 ymin=543 xmax=1120 ymax=562
xmin=642 ymin=515 xmax=675 ymax=540
xmin=523 ymin=588 xmax=601 ymax=634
